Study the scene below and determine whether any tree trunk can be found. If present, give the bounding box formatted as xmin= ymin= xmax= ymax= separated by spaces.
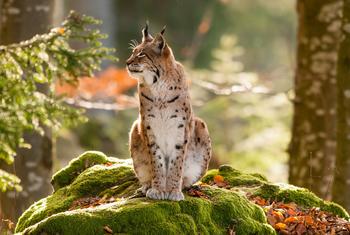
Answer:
xmin=289 ymin=0 xmax=343 ymax=200
xmin=0 ymin=0 xmax=54 ymax=222
xmin=332 ymin=0 xmax=350 ymax=211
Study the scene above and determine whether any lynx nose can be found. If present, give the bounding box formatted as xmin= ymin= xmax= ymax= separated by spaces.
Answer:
xmin=126 ymin=59 xmax=133 ymax=66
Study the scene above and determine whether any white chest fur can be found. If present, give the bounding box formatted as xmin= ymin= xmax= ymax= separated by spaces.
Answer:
xmin=148 ymin=106 xmax=184 ymax=158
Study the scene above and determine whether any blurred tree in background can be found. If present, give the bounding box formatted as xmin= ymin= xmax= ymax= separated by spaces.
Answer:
xmin=0 ymin=0 xmax=56 ymax=221
xmin=289 ymin=0 xmax=342 ymax=200
xmin=333 ymin=0 xmax=350 ymax=211
xmin=0 ymin=1 xmax=114 ymax=220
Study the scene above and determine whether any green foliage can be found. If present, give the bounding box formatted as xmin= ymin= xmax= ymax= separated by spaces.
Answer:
xmin=190 ymin=34 xmax=291 ymax=179
xmin=0 ymin=11 xmax=116 ymax=192
xmin=74 ymin=109 xmax=137 ymax=157
xmin=0 ymin=169 xmax=22 ymax=192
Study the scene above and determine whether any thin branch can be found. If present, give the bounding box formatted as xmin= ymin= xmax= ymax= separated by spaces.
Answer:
xmin=63 ymin=98 xmax=137 ymax=111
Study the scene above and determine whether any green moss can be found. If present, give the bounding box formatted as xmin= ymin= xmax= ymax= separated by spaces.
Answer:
xmin=15 ymin=151 xmax=349 ymax=235
xmin=16 ymin=160 xmax=135 ymax=233
xmin=202 ymin=165 xmax=267 ymax=187
xmin=321 ymin=202 xmax=349 ymax=219
xmin=254 ymin=183 xmax=349 ymax=219
xmin=18 ymin=190 xmax=275 ymax=235
xmin=99 ymin=178 xmax=139 ymax=198
xmin=51 ymin=151 xmax=109 ymax=191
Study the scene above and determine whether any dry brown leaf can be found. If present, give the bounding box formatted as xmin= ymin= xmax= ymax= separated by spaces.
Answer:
xmin=227 ymin=228 xmax=235 ymax=235
xmin=303 ymin=215 xmax=314 ymax=225
xmin=103 ymin=225 xmax=113 ymax=234
xmin=295 ymin=223 xmax=306 ymax=235
xmin=187 ymin=188 xmax=209 ymax=199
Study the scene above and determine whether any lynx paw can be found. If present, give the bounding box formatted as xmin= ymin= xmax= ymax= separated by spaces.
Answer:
xmin=146 ymin=188 xmax=166 ymax=200
xmin=137 ymin=183 xmax=151 ymax=195
xmin=167 ymin=190 xmax=184 ymax=201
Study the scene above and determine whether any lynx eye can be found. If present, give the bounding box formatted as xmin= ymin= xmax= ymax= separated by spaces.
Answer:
xmin=137 ymin=52 xmax=146 ymax=58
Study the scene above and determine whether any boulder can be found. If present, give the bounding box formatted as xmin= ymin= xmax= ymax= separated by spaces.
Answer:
xmin=15 ymin=151 xmax=349 ymax=235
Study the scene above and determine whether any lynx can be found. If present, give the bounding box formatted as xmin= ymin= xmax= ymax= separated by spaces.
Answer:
xmin=127 ymin=25 xmax=212 ymax=201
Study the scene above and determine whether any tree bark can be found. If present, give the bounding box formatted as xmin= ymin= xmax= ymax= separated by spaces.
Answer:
xmin=0 ymin=0 xmax=54 ymax=222
xmin=289 ymin=0 xmax=343 ymax=200
xmin=332 ymin=0 xmax=350 ymax=211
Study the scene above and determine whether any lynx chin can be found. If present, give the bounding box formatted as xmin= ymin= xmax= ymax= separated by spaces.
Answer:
xmin=127 ymin=24 xmax=212 ymax=201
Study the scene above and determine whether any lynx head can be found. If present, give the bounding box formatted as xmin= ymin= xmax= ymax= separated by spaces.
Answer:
xmin=126 ymin=24 xmax=175 ymax=85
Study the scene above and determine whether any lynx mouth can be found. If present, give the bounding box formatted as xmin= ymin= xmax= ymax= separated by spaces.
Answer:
xmin=128 ymin=68 xmax=142 ymax=73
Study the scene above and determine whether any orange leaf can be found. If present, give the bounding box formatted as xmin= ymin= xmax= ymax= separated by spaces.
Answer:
xmin=286 ymin=208 xmax=297 ymax=216
xmin=253 ymin=196 xmax=267 ymax=206
xmin=284 ymin=216 xmax=299 ymax=223
xmin=57 ymin=27 xmax=65 ymax=34
xmin=272 ymin=211 xmax=284 ymax=221
xmin=274 ymin=222 xmax=287 ymax=230
xmin=304 ymin=215 xmax=314 ymax=225
xmin=213 ymin=175 xmax=224 ymax=183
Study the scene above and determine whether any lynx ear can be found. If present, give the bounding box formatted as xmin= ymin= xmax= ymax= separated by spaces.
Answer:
xmin=160 ymin=25 xmax=166 ymax=35
xmin=153 ymin=34 xmax=166 ymax=54
xmin=142 ymin=22 xmax=153 ymax=42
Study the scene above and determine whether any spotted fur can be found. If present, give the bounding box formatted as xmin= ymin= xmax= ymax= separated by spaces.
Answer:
xmin=127 ymin=25 xmax=212 ymax=201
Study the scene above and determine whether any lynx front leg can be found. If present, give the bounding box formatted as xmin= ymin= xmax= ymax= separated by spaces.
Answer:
xmin=165 ymin=130 xmax=189 ymax=201
xmin=145 ymin=125 xmax=168 ymax=200
xmin=129 ymin=120 xmax=152 ymax=194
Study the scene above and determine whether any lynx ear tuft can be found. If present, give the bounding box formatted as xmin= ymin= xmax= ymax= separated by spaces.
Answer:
xmin=160 ymin=25 xmax=166 ymax=35
xmin=142 ymin=22 xmax=153 ymax=42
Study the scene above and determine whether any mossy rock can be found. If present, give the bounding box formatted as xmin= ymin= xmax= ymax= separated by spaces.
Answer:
xmin=15 ymin=151 xmax=349 ymax=235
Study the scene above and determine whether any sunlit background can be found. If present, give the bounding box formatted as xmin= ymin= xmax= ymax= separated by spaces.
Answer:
xmin=54 ymin=0 xmax=296 ymax=182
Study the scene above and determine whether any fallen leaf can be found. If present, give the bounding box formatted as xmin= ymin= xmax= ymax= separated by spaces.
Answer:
xmin=284 ymin=216 xmax=299 ymax=223
xmin=227 ymin=228 xmax=235 ymax=235
xmin=303 ymin=215 xmax=314 ymax=225
xmin=275 ymin=222 xmax=287 ymax=230
xmin=253 ymin=196 xmax=267 ymax=206
xmin=3 ymin=219 xmax=15 ymax=231
xmin=295 ymin=223 xmax=306 ymax=235
xmin=330 ymin=227 xmax=336 ymax=235
xmin=187 ymin=188 xmax=209 ymax=199
xmin=272 ymin=211 xmax=284 ymax=221
xmin=103 ymin=225 xmax=113 ymax=234
xmin=286 ymin=208 xmax=297 ymax=216
xmin=105 ymin=162 xmax=114 ymax=166
xmin=213 ymin=175 xmax=230 ymax=188
xmin=267 ymin=213 xmax=278 ymax=227
xmin=213 ymin=175 xmax=224 ymax=183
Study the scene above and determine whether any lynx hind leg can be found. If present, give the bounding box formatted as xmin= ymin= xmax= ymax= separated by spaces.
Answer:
xmin=129 ymin=120 xmax=152 ymax=194
xmin=183 ymin=118 xmax=212 ymax=189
